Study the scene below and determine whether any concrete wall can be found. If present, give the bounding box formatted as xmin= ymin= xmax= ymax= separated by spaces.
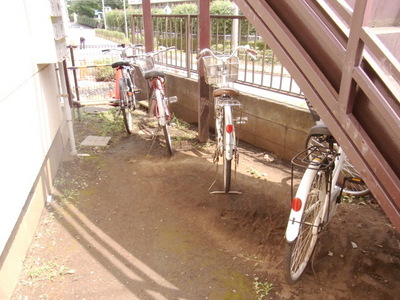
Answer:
xmin=165 ymin=74 xmax=314 ymax=161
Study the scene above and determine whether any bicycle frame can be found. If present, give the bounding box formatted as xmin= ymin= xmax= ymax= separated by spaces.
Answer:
xmin=149 ymin=77 xmax=170 ymax=126
xmin=113 ymin=66 xmax=133 ymax=101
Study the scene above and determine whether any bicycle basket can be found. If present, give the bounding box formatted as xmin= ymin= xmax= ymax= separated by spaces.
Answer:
xmin=202 ymin=55 xmax=239 ymax=87
xmin=135 ymin=56 xmax=155 ymax=75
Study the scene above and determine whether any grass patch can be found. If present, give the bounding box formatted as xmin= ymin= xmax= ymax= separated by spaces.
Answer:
xmin=25 ymin=260 xmax=74 ymax=283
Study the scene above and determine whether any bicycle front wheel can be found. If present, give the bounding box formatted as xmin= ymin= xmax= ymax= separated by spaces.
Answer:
xmin=284 ymin=169 xmax=326 ymax=284
xmin=223 ymin=156 xmax=232 ymax=193
xmin=119 ymin=78 xmax=133 ymax=134
xmin=162 ymin=125 xmax=173 ymax=155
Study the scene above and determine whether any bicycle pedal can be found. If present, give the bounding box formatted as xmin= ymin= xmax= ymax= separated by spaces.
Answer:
xmin=167 ymin=96 xmax=178 ymax=103
xmin=133 ymin=88 xmax=142 ymax=94
xmin=234 ymin=116 xmax=248 ymax=124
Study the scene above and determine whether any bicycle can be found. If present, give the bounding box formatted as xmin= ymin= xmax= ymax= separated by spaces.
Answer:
xmin=102 ymin=44 xmax=143 ymax=134
xmin=304 ymin=98 xmax=369 ymax=197
xmin=197 ymin=45 xmax=257 ymax=193
xmin=130 ymin=46 xmax=177 ymax=155
xmin=284 ymin=119 xmax=367 ymax=284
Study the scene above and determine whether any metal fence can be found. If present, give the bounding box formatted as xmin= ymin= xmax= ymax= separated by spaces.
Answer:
xmin=131 ymin=14 xmax=302 ymax=96
xmin=66 ymin=14 xmax=303 ymax=105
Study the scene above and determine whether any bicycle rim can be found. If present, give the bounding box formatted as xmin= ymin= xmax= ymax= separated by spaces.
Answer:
xmin=162 ymin=125 xmax=173 ymax=155
xmin=284 ymin=170 xmax=326 ymax=284
xmin=306 ymin=135 xmax=369 ymax=197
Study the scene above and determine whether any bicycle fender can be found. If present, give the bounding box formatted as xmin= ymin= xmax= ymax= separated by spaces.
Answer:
xmin=224 ymin=105 xmax=235 ymax=160
xmin=285 ymin=166 xmax=319 ymax=242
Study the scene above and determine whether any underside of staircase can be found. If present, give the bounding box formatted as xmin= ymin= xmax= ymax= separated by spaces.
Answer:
xmin=234 ymin=0 xmax=400 ymax=230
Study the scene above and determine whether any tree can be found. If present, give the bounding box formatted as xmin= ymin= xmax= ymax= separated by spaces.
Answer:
xmin=172 ymin=3 xmax=198 ymax=15
xmin=69 ymin=0 xmax=128 ymax=17
xmin=210 ymin=0 xmax=235 ymax=15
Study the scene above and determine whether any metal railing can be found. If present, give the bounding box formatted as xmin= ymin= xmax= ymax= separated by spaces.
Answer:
xmin=130 ymin=14 xmax=303 ymax=97
xmin=66 ymin=14 xmax=304 ymax=105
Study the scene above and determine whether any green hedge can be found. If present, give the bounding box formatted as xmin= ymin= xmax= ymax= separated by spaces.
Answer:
xmin=77 ymin=15 xmax=99 ymax=28
xmin=95 ymin=29 xmax=130 ymax=44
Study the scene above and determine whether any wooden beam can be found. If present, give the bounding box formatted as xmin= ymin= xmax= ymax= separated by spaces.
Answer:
xmin=142 ymin=0 xmax=154 ymax=52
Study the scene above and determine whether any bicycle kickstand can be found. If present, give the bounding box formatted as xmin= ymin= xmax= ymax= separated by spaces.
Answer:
xmin=208 ymin=159 xmax=242 ymax=194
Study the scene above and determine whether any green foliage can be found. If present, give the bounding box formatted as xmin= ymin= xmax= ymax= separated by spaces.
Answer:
xmin=70 ymin=0 xmax=100 ymax=18
xmin=95 ymin=29 xmax=130 ymax=44
xmin=92 ymin=58 xmax=114 ymax=82
xmin=69 ymin=0 xmax=127 ymax=17
xmin=253 ymin=278 xmax=274 ymax=300
xmin=172 ymin=3 xmax=198 ymax=14
xmin=210 ymin=0 xmax=235 ymax=15
xmin=77 ymin=15 xmax=99 ymax=28
xmin=248 ymin=40 xmax=268 ymax=51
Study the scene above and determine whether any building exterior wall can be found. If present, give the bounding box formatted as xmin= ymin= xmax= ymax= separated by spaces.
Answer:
xmin=0 ymin=0 xmax=70 ymax=298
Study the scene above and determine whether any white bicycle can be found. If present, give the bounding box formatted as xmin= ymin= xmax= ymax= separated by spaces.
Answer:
xmin=197 ymin=45 xmax=257 ymax=193
xmin=284 ymin=120 xmax=367 ymax=283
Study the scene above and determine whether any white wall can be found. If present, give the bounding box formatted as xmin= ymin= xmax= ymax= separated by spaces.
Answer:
xmin=0 ymin=0 xmax=67 ymax=261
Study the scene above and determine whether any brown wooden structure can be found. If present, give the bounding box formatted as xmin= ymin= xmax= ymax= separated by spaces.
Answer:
xmin=234 ymin=0 xmax=400 ymax=230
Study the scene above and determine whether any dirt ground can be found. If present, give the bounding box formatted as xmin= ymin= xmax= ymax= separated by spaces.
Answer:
xmin=11 ymin=106 xmax=400 ymax=300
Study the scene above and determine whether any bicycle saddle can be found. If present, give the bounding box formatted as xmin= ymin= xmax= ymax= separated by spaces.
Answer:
xmin=144 ymin=70 xmax=165 ymax=79
xmin=309 ymin=120 xmax=332 ymax=136
xmin=213 ymin=88 xmax=240 ymax=97
xmin=111 ymin=61 xmax=131 ymax=68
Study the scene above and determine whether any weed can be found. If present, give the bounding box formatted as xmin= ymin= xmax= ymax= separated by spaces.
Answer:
xmin=26 ymin=260 xmax=74 ymax=283
xmin=59 ymin=189 xmax=80 ymax=205
xmin=253 ymin=278 xmax=274 ymax=300
xmin=248 ymin=167 xmax=265 ymax=178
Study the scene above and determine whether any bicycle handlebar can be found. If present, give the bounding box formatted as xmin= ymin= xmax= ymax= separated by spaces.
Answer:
xmin=102 ymin=44 xmax=143 ymax=54
xmin=196 ymin=45 xmax=257 ymax=61
xmin=128 ymin=46 xmax=175 ymax=59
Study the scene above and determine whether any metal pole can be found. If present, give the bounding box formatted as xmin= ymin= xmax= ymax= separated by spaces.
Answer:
xmin=68 ymin=46 xmax=80 ymax=103
xmin=232 ymin=3 xmax=239 ymax=50
xmin=123 ymin=0 xmax=128 ymax=39
xmin=198 ymin=0 xmax=211 ymax=142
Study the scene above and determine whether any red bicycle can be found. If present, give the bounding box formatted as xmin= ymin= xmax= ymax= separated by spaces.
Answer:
xmin=131 ymin=47 xmax=177 ymax=155
xmin=102 ymin=44 xmax=143 ymax=134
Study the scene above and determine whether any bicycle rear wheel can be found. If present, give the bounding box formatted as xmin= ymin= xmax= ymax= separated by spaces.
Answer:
xmin=306 ymin=135 xmax=369 ymax=197
xmin=119 ymin=78 xmax=134 ymax=134
xmin=223 ymin=155 xmax=232 ymax=193
xmin=162 ymin=124 xmax=173 ymax=155
xmin=284 ymin=169 xmax=326 ymax=284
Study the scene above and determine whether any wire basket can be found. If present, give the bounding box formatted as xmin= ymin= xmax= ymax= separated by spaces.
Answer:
xmin=134 ymin=56 xmax=155 ymax=75
xmin=202 ymin=55 xmax=239 ymax=87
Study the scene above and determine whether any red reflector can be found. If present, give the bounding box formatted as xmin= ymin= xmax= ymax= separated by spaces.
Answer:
xmin=292 ymin=198 xmax=302 ymax=212
xmin=226 ymin=124 xmax=233 ymax=133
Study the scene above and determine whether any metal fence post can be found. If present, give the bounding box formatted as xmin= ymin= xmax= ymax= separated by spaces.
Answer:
xmin=198 ymin=0 xmax=211 ymax=142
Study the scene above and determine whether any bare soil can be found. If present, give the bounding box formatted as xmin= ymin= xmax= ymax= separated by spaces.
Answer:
xmin=11 ymin=106 xmax=400 ymax=300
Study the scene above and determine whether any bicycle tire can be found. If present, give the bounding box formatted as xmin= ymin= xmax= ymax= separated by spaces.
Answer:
xmin=162 ymin=124 xmax=173 ymax=155
xmin=306 ymin=135 xmax=369 ymax=197
xmin=223 ymin=156 xmax=232 ymax=193
xmin=284 ymin=168 xmax=326 ymax=284
xmin=119 ymin=78 xmax=133 ymax=134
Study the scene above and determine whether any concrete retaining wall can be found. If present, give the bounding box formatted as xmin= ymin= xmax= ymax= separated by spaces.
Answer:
xmin=165 ymin=73 xmax=314 ymax=162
